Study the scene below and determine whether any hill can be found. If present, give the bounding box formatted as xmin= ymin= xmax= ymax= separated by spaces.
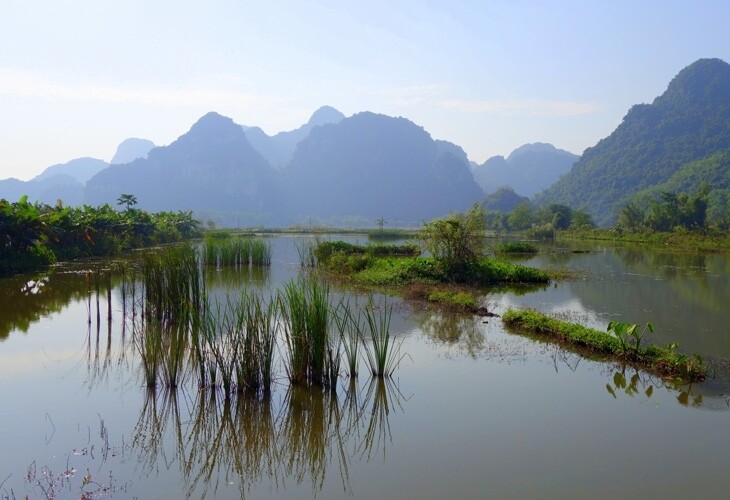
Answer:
xmin=535 ymin=58 xmax=730 ymax=226
xmin=85 ymin=112 xmax=282 ymax=225
xmin=32 ymin=157 xmax=109 ymax=184
xmin=482 ymin=187 xmax=531 ymax=212
xmin=111 ymin=138 xmax=156 ymax=164
xmin=244 ymin=106 xmax=345 ymax=168
xmin=473 ymin=143 xmax=578 ymax=197
xmin=282 ymin=112 xmax=483 ymax=225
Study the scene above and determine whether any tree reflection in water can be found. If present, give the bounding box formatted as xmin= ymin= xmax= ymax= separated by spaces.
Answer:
xmin=130 ymin=377 xmax=408 ymax=498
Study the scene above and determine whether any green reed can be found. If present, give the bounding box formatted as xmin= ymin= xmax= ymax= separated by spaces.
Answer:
xmin=362 ymin=299 xmax=405 ymax=377
xmin=334 ymin=300 xmax=362 ymax=378
xmin=279 ymin=277 xmax=334 ymax=386
xmin=141 ymin=244 xmax=205 ymax=326
xmin=203 ymin=237 xmax=271 ymax=268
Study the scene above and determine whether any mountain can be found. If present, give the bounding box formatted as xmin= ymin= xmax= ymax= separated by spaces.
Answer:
xmin=482 ymin=186 xmax=531 ymax=212
xmin=32 ymin=157 xmax=109 ymax=184
xmin=472 ymin=143 xmax=578 ymax=197
xmin=85 ymin=112 xmax=281 ymax=223
xmin=0 ymin=174 xmax=84 ymax=205
xmin=1 ymin=156 xmax=103 ymax=204
xmin=281 ymin=112 xmax=483 ymax=225
xmin=244 ymin=106 xmax=346 ymax=167
xmin=111 ymin=138 xmax=156 ymax=164
xmin=535 ymin=58 xmax=730 ymax=226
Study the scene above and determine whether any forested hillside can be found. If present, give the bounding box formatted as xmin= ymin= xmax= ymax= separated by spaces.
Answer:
xmin=535 ymin=58 xmax=730 ymax=226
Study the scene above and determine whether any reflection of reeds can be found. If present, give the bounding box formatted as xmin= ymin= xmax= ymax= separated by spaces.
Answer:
xmin=129 ymin=375 xmax=407 ymax=498
xmin=357 ymin=377 xmax=406 ymax=461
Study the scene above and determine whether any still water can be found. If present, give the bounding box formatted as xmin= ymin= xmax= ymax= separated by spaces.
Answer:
xmin=0 ymin=237 xmax=728 ymax=499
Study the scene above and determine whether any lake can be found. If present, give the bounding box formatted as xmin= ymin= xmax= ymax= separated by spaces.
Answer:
xmin=1 ymin=236 xmax=728 ymax=499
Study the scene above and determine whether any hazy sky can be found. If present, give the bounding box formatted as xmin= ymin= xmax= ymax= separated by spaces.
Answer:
xmin=1 ymin=0 xmax=728 ymax=180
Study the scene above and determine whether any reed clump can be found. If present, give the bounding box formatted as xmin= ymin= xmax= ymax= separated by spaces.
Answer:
xmin=203 ymin=237 xmax=271 ymax=268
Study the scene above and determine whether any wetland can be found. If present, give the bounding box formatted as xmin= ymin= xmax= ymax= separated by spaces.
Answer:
xmin=1 ymin=235 xmax=729 ymax=499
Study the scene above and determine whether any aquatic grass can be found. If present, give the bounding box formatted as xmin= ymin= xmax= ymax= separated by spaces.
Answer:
xmin=296 ymin=238 xmax=319 ymax=267
xmin=141 ymin=244 xmax=205 ymax=327
xmin=202 ymin=236 xmax=271 ymax=269
xmin=306 ymin=278 xmax=330 ymax=385
xmin=279 ymin=277 xmax=336 ymax=386
xmin=280 ymin=280 xmax=309 ymax=385
xmin=496 ymin=241 xmax=539 ymax=254
xmin=426 ymin=290 xmax=477 ymax=310
xmin=136 ymin=322 xmax=162 ymax=388
xmin=334 ymin=300 xmax=362 ymax=378
xmin=362 ymin=299 xmax=405 ymax=377
xmin=160 ymin=322 xmax=188 ymax=388
xmin=502 ymin=309 xmax=708 ymax=382
xmin=250 ymin=239 xmax=272 ymax=266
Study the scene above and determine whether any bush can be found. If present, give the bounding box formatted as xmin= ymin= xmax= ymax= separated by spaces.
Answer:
xmin=420 ymin=203 xmax=486 ymax=277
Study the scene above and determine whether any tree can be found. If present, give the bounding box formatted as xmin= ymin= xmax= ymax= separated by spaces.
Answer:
xmin=117 ymin=193 xmax=138 ymax=211
xmin=421 ymin=203 xmax=486 ymax=276
xmin=618 ymin=202 xmax=645 ymax=232
xmin=507 ymin=202 xmax=533 ymax=230
xmin=570 ymin=210 xmax=595 ymax=229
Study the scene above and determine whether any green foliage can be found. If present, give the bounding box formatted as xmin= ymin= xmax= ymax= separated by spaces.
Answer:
xmin=507 ymin=202 xmax=534 ymax=230
xmin=503 ymin=309 xmax=707 ymax=382
xmin=116 ymin=193 xmax=138 ymax=211
xmin=617 ymin=185 xmax=711 ymax=233
xmin=535 ymin=59 xmax=730 ymax=226
xmin=420 ymin=203 xmax=486 ymax=277
xmin=0 ymin=196 xmax=201 ymax=276
xmin=496 ymin=242 xmax=538 ymax=254
xmin=607 ymin=321 xmax=654 ymax=355
xmin=426 ymin=290 xmax=476 ymax=310
xmin=361 ymin=299 xmax=405 ymax=377
xmin=314 ymin=241 xmax=420 ymax=265
xmin=569 ymin=210 xmax=595 ymax=229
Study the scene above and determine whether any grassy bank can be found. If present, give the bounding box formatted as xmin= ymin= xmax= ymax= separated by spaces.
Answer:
xmin=502 ymin=309 xmax=707 ymax=382
xmin=559 ymin=228 xmax=730 ymax=252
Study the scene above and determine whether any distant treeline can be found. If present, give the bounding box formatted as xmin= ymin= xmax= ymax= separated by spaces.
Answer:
xmin=486 ymin=182 xmax=729 ymax=238
xmin=1 ymin=196 xmax=201 ymax=276
xmin=484 ymin=203 xmax=595 ymax=238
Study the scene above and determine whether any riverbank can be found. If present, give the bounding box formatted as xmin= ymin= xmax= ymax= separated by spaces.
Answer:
xmin=558 ymin=228 xmax=730 ymax=252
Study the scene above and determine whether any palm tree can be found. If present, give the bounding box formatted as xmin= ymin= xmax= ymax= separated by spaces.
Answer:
xmin=117 ymin=194 xmax=138 ymax=211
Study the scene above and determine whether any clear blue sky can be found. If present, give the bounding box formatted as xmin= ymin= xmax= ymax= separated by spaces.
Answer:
xmin=1 ymin=0 xmax=728 ymax=180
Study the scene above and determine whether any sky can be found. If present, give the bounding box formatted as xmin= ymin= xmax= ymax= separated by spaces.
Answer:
xmin=1 ymin=0 xmax=729 ymax=181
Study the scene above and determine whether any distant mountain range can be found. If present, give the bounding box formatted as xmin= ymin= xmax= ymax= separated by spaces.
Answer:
xmin=472 ymin=143 xmax=578 ymax=198
xmin=84 ymin=110 xmax=484 ymax=226
xmin=6 ymin=57 xmax=728 ymax=228
xmin=536 ymin=58 xmax=730 ymax=225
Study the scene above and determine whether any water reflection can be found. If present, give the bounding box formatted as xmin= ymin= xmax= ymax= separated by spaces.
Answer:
xmin=601 ymin=365 xmax=730 ymax=409
xmin=416 ymin=311 xmax=485 ymax=358
xmin=130 ymin=378 xmax=407 ymax=497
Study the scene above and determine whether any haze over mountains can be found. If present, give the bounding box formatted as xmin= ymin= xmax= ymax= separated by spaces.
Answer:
xmin=472 ymin=143 xmax=579 ymax=198
xmin=3 ymin=57 xmax=729 ymax=228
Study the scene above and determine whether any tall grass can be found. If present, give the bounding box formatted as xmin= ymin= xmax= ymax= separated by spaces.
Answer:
xmin=279 ymin=278 xmax=335 ymax=386
xmin=141 ymin=244 xmax=205 ymax=326
xmin=334 ymin=300 xmax=362 ymax=378
xmin=362 ymin=299 xmax=405 ymax=377
xmin=203 ymin=237 xmax=271 ymax=268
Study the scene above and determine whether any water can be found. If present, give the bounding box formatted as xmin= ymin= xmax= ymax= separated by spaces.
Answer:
xmin=0 ymin=236 xmax=728 ymax=499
